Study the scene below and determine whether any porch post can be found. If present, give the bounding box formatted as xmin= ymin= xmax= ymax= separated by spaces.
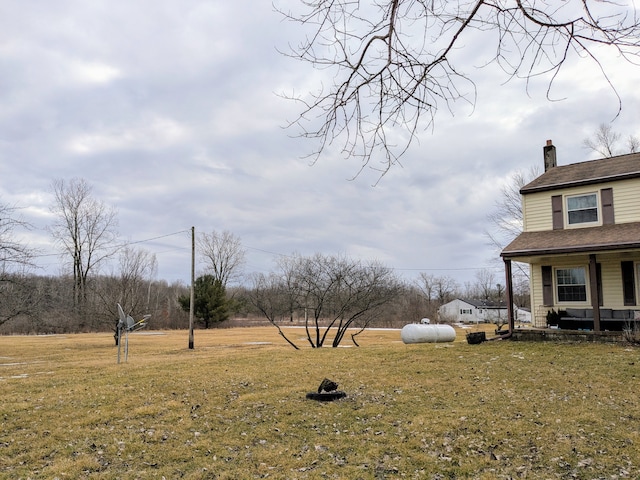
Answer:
xmin=504 ymin=259 xmax=515 ymax=332
xmin=589 ymin=254 xmax=601 ymax=332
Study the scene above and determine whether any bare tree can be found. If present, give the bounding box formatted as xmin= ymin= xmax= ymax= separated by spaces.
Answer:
xmin=0 ymin=203 xmax=36 ymax=272
xmin=280 ymin=1 xmax=640 ymax=177
xmin=486 ymin=167 xmax=540 ymax=248
xmin=583 ymin=123 xmax=640 ymax=157
xmin=250 ymin=272 xmax=301 ymax=349
xmin=116 ymin=246 xmax=158 ymax=313
xmin=273 ymin=253 xmax=304 ymax=323
xmin=252 ymin=253 xmax=401 ymax=348
xmin=583 ymin=123 xmax=621 ymax=157
xmin=415 ymin=273 xmax=459 ymax=319
xmin=474 ymin=269 xmax=497 ymax=301
xmin=198 ymin=230 xmax=246 ymax=287
xmin=433 ymin=275 xmax=459 ymax=305
xmin=48 ymin=178 xmax=119 ymax=312
xmin=95 ymin=246 xmax=157 ymax=339
xmin=485 ymin=168 xmax=538 ymax=302
xmin=0 ymin=202 xmax=37 ymax=327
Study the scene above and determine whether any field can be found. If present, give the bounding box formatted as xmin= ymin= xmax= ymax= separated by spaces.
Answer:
xmin=1 ymin=326 xmax=640 ymax=479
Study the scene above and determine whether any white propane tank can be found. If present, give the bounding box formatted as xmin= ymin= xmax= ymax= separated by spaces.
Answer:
xmin=401 ymin=323 xmax=456 ymax=344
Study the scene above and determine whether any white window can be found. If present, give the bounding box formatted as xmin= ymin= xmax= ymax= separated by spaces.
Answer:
xmin=556 ymin=267 xmax=587 ymax=302
xmin=566 ymin=193 xmax=598 ymax=225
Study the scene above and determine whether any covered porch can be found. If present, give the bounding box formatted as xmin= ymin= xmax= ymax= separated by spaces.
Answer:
xmin=500 ymin=222 xmax=640 ymax=336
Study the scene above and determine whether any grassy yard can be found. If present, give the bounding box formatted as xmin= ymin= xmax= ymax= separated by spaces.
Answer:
xmin=1 ymin=326 xmax=639 ymax=479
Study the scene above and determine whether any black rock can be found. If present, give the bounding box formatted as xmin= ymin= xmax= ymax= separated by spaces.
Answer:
xmin=318 ymin=378 xmax=338 ymax=393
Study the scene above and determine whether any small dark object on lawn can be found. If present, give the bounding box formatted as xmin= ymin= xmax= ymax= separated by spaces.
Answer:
xmin=306 ymin=378 xmax=346 ymax=401
xmin=318 ymin=378 xmax=338 ymax=393
xmin=306 ymin=391 xmax=347 ymax=401
xmin=466 ymin=331 xmax=486 ymax=345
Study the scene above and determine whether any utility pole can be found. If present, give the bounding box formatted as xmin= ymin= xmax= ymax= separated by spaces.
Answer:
xmin=189 ymin=226 xmax=195 ymax=349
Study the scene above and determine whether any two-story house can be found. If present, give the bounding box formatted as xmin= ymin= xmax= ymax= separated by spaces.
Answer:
xmin=500 ymin=141 xmax=640 ymax=333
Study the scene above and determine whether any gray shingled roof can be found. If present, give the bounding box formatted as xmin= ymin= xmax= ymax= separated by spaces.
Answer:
xmin=521 ymin=152 xmax=640 ymax=194
xmin=460 ymin=298 xmax=507 ymax=308
xmin=501 ymin=221 xmax=640 ymax=259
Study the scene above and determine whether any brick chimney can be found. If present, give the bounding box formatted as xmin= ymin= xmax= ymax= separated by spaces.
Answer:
xmin=543 ymin=139 xmax=556 ymax=171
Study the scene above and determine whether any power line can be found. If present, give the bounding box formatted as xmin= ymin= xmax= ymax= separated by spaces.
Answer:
xmin=30 ymin=227 xmax=506 ymax=280
xmin=116 ymin=229 xmax=191 ymax=249
xmin=32 ymin=229 xmax=191 ymax=259
xmin=196 ymin=231 xmax=504 ymax=275
xmin=394 ymin=266 xmax=503 ymax=273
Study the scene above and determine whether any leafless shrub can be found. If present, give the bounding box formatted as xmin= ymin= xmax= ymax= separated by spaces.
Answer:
xmin=623 ymin=321 xmax=640 ymax=346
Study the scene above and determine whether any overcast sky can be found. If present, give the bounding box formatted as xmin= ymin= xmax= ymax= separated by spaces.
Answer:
xmin=2 ymin=1 xmax=639 ymax=289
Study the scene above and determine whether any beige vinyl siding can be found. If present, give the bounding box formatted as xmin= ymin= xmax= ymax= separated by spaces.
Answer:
xmin=529 ymin=264 xmax=546 ymax=326
xmin=611 ymin=178 xmax=640 ymax=223
xmin=600 ymin=259 xmax=625 ymax=307
xmin=522 ymin=178 xmax=640 ymax=232
xmin=522 ymin=191 xmax=553 ymax=232
xmin=599 ymin=252 xmax=640 ymax=308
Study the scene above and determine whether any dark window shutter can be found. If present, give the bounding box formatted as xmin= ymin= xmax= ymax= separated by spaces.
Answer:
xmin=622 ymin=261 xmax=636 ymax=306
xmin=542 ymin=265 xmax=553 ymax=306
xmin=601 ymin=188 xmax=614 ymax=225
xmin=552 ymin=195 xmax=563 ymax=230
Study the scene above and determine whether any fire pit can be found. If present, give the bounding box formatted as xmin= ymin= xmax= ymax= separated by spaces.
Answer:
xmin=306 ymin=378 xmax=347 ymax=401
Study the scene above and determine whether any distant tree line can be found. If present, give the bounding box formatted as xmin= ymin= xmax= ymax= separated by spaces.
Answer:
xmin=1 ymin=177 xmax=529 ymax=342
xmin=1 ymin=264 xmax=520 ymax=341
xmin=0 ymin=273 xmax=191 ymax=335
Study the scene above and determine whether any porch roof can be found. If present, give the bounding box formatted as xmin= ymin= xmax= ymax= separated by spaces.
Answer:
xmin=501 ymin=221 xmax=640 ymax=259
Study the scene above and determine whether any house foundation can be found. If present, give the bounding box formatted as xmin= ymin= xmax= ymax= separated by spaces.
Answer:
xmin=510 ymin=328 xmax=629 ymax=343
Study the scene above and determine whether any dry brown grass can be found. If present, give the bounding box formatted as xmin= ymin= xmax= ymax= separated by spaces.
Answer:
xmin=2 ymin=326 xmax=640 ymax=479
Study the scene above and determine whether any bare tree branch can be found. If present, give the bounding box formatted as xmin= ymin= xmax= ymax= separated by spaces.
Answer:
xmin=279 ymin=0 xmax=640 ymax=178
xmin=486 ymin=167 xmax=540 ymax=244
xmin=0 ymin=202 xmax=38 ymax=327
xmin=583 ymin=123 xmax=640 ymax=157
xmin=0 ymin=203 xmax=36 ymax=272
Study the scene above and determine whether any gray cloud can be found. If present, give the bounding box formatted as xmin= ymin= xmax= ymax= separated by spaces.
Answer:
xmin=2 ymin=1 xmax=639 ymax=287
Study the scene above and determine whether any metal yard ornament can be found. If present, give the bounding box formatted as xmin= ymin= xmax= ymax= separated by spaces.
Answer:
xmin=117 ymin=303 xmax=150 ymax=364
